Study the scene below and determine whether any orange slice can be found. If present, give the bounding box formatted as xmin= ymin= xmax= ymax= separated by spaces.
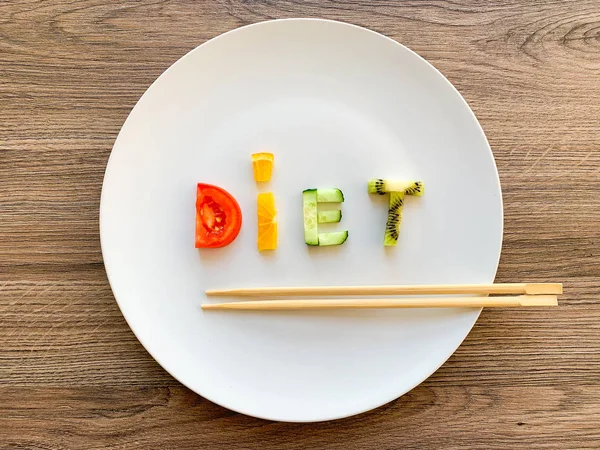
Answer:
xmin=257 ymin=192 xmax=277 ymax=251
xmin=252 ymin=152 xmax=274 ymax=182
xmin=258 ymin=221 xmax=278 ymax=251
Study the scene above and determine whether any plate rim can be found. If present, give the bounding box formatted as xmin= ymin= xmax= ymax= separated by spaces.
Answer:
xmin=99 ymin=17 xmax=504 ymax=422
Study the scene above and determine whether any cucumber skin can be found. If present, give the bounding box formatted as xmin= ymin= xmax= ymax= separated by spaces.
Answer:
xmin=302 ymin=190 xmax=319 ymax=246
xmin=304 ymin=188 xmax=346 ymax=246
xmin=317 ymin=188 xmax=344 ymax=203
xmin=318 ymin=231 xmax=349 ymax=246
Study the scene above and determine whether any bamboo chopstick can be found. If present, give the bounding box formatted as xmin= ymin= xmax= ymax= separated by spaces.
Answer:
xmin=205 ymin=283 xmax=563 ymax=297
xmin=202 ymin=295 xmax=558 ymax=311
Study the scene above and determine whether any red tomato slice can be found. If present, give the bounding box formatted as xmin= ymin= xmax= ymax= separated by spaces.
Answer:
xmin=195 ymin=183 xmax=242 ymax=248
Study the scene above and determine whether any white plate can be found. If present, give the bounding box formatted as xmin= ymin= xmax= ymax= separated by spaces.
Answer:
xmin=100 ymin=19 xmax=503 ymax=422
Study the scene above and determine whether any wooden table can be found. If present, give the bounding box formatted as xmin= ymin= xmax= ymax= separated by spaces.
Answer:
xmin=2 ymin=1 xmax=599 ymax=448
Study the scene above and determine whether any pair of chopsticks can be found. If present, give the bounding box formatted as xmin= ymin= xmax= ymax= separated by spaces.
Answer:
xmin=202 ymin=283 xmax=562 ymax=311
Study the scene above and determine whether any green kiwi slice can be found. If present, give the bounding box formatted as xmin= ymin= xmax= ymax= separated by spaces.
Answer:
xmin=384 ymin=192 xmax=404 ymax=247
xmin=368 ymin=179 xmax=424 ymax=196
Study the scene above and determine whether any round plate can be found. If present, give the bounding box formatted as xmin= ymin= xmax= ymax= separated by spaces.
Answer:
xmin=100 ymin=19 xmax=503 ymax=422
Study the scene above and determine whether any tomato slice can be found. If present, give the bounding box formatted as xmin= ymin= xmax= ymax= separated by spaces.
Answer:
xmin=195 ymin=183 xmax=242 ymax=248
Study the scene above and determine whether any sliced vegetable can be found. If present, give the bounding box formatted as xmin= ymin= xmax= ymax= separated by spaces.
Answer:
xmin=195 ymin=183 xmax=242 ymax=248
xmin=257 ymin=192 xmax=277 ymax=251
xmin=252 ymin=152 xmax=274 ymax=182
xmin=318 ymin=231 xmax=349 ymax=246
xmin=317 ymin=188 xmax=344 ymax=203
xmin=303 ymin=188 xmax=347 ymax=246
xmin=318 ymin=209 xmax=342 ymax=224
xmin=302 ymin=189 xmax=319 ymax=246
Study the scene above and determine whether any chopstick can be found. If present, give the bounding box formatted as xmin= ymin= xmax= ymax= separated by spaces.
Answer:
xmin=205 ymin=283 xmax=563 ymax=297
xmin=202 ymin=295 xmax=558 ymax=311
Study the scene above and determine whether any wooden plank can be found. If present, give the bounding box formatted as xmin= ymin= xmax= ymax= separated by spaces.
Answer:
xmin=1 ymin=277 xmax=598 ymax=387
xmin=0 ymin=385 xmax=599 ymax=449
xmin=1 ymin=0 xmax=599 ymax=447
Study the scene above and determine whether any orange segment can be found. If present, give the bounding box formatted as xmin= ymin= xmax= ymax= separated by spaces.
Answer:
xmin=258 ymin=192 xmax=276 ymax=224
xmin=258 ymin=222 xmax=278 ymax=251
xmin=257 ymin=192 xmax=277 ymax=251
xmin=252 ymin=152 xmax=274 ymax=182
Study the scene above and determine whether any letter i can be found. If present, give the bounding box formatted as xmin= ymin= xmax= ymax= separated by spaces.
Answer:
xmin=252 ymin=153 xmax=277 ymax=251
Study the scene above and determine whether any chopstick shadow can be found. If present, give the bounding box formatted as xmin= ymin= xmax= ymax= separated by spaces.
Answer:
xmin=201 ymin=306 xmax=466 ymax=322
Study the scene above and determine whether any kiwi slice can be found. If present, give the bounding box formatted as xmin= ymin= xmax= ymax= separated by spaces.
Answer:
xmin=384 ymin=192 xmax=404 ymax=246
xmin=369 ymin=179 xmax=424 ymax=246
xmin=368 ymin=179 xmax=424 ymax=196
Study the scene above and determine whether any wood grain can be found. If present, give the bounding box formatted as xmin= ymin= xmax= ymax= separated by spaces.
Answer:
xmin=1 ymin=0 xmax=599 ymax=448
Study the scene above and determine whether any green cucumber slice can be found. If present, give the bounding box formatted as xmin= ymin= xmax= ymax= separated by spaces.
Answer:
xmin=317 ymin=210 xmax=342 ymax=224
xmin=318 ymin=231 xmax=348 ymax=246
xmin=302 ymin=189 xmax=319 ymax=246
xmin=317 ymin=188 xmax=344 ymax=203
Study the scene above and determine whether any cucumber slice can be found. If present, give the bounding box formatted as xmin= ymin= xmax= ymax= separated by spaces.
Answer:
xmin=302 ymin=189 xmax=319 ymax=246
xmin=318 ymin=231 xmax=348 ymax=246
xmin=368 ymin=179 xmax=424 ymax=196
xmin=384 ymin=192 xmax=404 ymax=247
xmin=317 ymin=210 xmax=342 ymax=224
xmin=317 ymin=188 xmax=344 ymax=203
